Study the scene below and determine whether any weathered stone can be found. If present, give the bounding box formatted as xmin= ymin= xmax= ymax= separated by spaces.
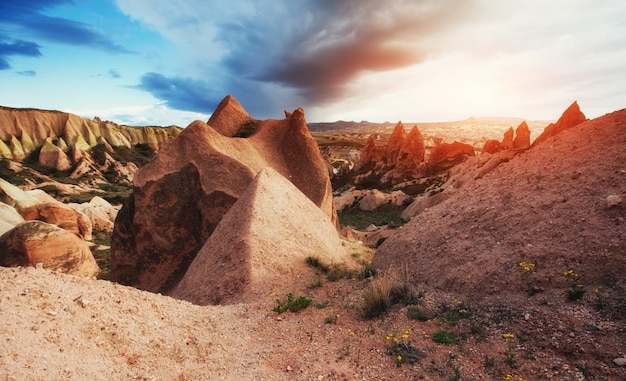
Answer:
xmin=513 ymin=121 xmax=531 ymax=149
xmin=170 ymin=167 xmax=348 ymax=305
xmin=482 ymin=139 xmax=502 ymax=154
xmin=606 ymin=194 xmax=623 ymax=208
xmin=429 ymin=141 xmax=475 ymax=166
xmin=18 ymin=203 xmax=92 ymax=240
xmin=0 ymin=221 xmax=98 ymax=277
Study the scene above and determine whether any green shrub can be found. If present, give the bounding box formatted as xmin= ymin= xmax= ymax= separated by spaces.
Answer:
xmin=432 ymin=329 xmax=458 ymax=345
xmin=407 ymin=307 xmax=429 ymax=321
xmin=361 ymin=269 xmax=418 ymax=319
xmin=273 ymin=293 xmax=312 ymax=314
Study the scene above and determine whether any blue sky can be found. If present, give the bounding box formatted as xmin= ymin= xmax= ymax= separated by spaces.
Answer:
xmin=1 ymin=0 xmax=625 ymax=126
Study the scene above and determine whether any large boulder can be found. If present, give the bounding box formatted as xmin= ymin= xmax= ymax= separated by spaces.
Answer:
xmin=0 ymin=221 xmax=99 ymax=277
xmin=18 ymin=203 xmax=92 ymax=240
xmin=428 ymin=141 xmax=475 ymax=166
xmin=171 ymin=167 xmax=349 ymax=305
xmin=111 ymin=96 xmax=337 ymax=293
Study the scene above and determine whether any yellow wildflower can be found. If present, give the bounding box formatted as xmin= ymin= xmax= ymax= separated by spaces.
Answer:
xmin=502 ymin=333 xmax=515 ymax=340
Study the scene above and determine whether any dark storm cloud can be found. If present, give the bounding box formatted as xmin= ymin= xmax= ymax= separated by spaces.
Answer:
xmin=137 ymin=71 xmax=295 ymax=117
xmin=215 ymin=0 xmax=474 ymax=103
xmin=137 ymin=72 xmax=221 ymax=114
xmin=0 ymin=0 xmax=133 ymax=54
xmin=0 ymin=38 xmax=42 ymax=70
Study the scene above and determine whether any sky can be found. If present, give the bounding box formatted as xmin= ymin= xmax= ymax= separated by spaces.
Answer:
xmin=0 ymin=0 xmax=625 ymax=127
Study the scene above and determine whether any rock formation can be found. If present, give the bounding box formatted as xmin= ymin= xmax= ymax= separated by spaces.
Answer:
xmin=532 ymin=101 xmax=587 ymax=147
xmin=111 ymin=95 xmax=337 ymax=294
xmin=512 ymin=121 xmax=531 ymax=149
xmin=171 ymin=168 xmax=350 ymax=305
xmin=0 ymin=220 xmax=98 ymax=277
xmin=354 ymin=122 xmax=426 ymax=186
xmin=428 ymin=141 xmax=475 ymax=166
xmin=18 ymin=203 xmax=92 ymax=240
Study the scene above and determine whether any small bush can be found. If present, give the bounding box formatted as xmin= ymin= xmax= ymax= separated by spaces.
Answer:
xmin=306 ymin=256 xmax=330 ymax=273
xmin=273 ymin=293 xmax=312 ymax=314
xmin=361 ymin=269 xmax=418 ymax=319
xmin=233 ymin=120 xmax=260 ymax=138
xmin=432 ymin=329 xmax=458 ymax=345
xmin=407 ymin=307 xmax=430 ymax=321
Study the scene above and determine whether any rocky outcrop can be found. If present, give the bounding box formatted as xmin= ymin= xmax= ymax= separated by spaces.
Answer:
xmin=513 ymin=121 xmax=531 ymax=149
xmin=483 ymin=121 xmax=532 ymax=154
xmin=355 ymin=122 xmax=426 ymax=186
xmin=111 ymin=96 xmax=337 ymax=293
xmin=532 ymin=101 xmax=587 ymax=147
xmin=428 ymin=141 xmax=475 ymax=166
xmin=171 ymin=168 xmax=350 ymax=305
xmin=38 ymin=138 xmax=72 ymax=171
xmin=0 ymin=220 xmax=98 ymax=277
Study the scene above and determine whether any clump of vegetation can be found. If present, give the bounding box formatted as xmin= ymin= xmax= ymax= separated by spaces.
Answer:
xmin=91 ymin=230 xmax=112 ymax=280
xmin=432 ymin=329 xmax=458 ymax=345
xmin=0 ymin=159 xmax=29 ymax=185
xmin=305 ymin=255 xmax=369 ymax=282
xmin=361 ymin=269 xmax=420 ymax=319
xmin=563 ymin=268 xmax=585 ymax=301
xmin=273 ymin=293 xmax=312 ymax=314
xmin=233 ymin=120 xmax=260 ymax=138
xmin=337 ymin=203 xmax=407 ymax=231
xmin=91 ymin=143 xmax=155 ymax=167
xmin=502 ymin=333 xmax=517 ymax=368
xmin=407 ymin=306 xmax=430 ymax=321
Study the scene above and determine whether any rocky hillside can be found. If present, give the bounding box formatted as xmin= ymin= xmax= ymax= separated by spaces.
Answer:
xmin=374 ymin=107 xmax=625 ymax=299
xmin=0 ymin=106 xmax=181 ymax=160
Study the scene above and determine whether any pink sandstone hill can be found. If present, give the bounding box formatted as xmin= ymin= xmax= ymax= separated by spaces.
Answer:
xmin=171 ymin=167 xmax=354 ymax=305
xmin=111 ymin=95 xmax=338 ymax=294
xmin=373 ymin=108 xmax=626 ymax=297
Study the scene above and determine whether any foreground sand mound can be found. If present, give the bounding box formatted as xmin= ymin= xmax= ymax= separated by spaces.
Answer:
xmin=373 ymin=109 xmax=626 ymax=295
xmin=171 ymin=167 xmax=350 ymax=305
